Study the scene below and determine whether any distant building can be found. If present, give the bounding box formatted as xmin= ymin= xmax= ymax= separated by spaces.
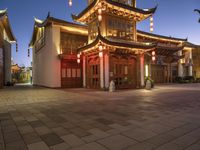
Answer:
xmin=11 ymin=64 xmax=32 ymax=83
xmin=0 ymin=9 xmax=16 ymax=88
xmin=29 ymin=0 xmax=198 ymax=89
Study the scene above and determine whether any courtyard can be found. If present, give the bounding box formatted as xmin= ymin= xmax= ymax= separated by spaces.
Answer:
xmin=0 ymin=84 xmax=200 ymax=150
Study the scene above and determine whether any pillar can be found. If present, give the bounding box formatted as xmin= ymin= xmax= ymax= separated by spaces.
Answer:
xmin=83 ymin=55 xmax=86 ymax=87
xmin=100 ymin=52 xmax=104 ymax=89
xmin=104 ymin=53 xmax=109 ymax=89
xmin=136 ymin=54 xmax=141 ymax=88
xmin=167 ymin=63 xmax=170 ymax=83
xmin=189 ymin=50 xmax=193 ymax=76
xmin=178 ymin=50 xmax=183 ymax=77
xmin=170 ymin=63 xmax=173 ymax=83
xmin=140 ymin=54 xmax=145 ymax=87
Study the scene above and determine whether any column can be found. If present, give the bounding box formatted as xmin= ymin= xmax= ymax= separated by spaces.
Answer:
xmin=104 ymin=53 xmax=109 ymax=89
xmin=100 ymin=53 xmax=104 ymax=89
xmin=170 ymin=63 xmax=173 ymax=83
xmin=178 ymin=50 xmax=183 ymax=77
xmin=140 ymin=54 xmax=145 ymax=87
xmin=189 ymin=50 xmax=193 ymax=76
xmin=83 ymin=55 xmax=86 ymax=87
xmin=136 ymin=54 xmax=141 ymax=88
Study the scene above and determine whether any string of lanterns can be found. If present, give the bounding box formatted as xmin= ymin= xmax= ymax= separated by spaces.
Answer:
xmin=150 ymin=15 xmax=154 ymax=32
xmin=16 ymin=42 xmax=18 ymax=52
xmin=152 ymin=50 xmax=156 ymax=61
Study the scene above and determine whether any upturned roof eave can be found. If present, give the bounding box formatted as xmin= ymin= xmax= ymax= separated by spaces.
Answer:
xmin=72 ymin=0 xmax=157 ymax=22
xmin=0 ymin=9 xmax=16 ymax=42
xmin=77 ymin=28 xmax=156 ymax=53
xmin=137 ymin=30 xmax=187 ymax=42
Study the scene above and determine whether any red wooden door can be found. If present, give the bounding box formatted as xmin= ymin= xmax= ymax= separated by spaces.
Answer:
xmin=61 ymin=60 xmax=82 ymax=88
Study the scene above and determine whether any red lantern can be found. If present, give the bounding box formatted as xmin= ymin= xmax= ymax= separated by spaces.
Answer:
xmin=152 ymin=50 xmax=156 ymax=61
xmin=77 ymin=58 xmax=80 ymax=64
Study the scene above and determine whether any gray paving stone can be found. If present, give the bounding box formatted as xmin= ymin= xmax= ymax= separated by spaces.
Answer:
xmin=18 ymin=125 xmax=34 ymax=134
xmin=41 ymin=133 xmax=64 ymax=147
xmin=97 ymin=134 xmax=137 ymax=150
xmin=122 ymin=128 xmax=157 ymax=142
xmin=5 ymin=140 xmax=27 ymax=150
xmin=29 ymin=120 xmax=44 ymax=128
xmin=185 ymin=141 xmax=200 ymax=150
xmin=70 ymin=142 xmax=108 ymax=150
xmin=28 ymin=141 xmax=50 ymax=150
xmin=22 ymin=132 xmax=42 ymax=145
xmin=88 ymin=128 xmax=109 ymax=138
xmin=50 ymin=142 xmax=70 ymax=150
xmin=124 ymin=142 xmax=156 ymax=150
xmin=3 ymin=131 xmax=22 ymax=143
xmin=1 ymin=84 xmax=200 ymax=150
xmin=52 ymin=127 xmax=69 ymax=136
xmin=61 ymin=134 xmax=85 ymax=147
xmin=35 ymin=126 xmax=52 ymax=135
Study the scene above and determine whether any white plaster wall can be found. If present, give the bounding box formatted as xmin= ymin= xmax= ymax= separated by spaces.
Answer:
xmin=33 ymin=25 xmax=61 ymax=88
xmin=3 ymin=40 xmax=11 ymax=84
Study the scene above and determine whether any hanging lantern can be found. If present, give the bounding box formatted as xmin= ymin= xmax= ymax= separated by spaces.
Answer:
xmin=98 ymin=8 xmax=102 ymax=15
xmin=152 ymin=51 xmax=155 ymax=56
xmin=77 ymin=53 xmax=80 ymax=59
xmin=68 ymin=0 xmax=72 ymax=6
xmin=98 ymin=14 xmax=102 ymax=22
xmin=16 ymin=42 xmax=18 ymax=52
xmin=150 ymin=15 xmax=154 ymax=32
xmin=28 ymin=48 xmax=30 ymax=57
xmin=77 ymin=58 xmax=80 ymax=64
xmin=98 ymin=2 xmax=102 ymax=8
xmin=99 ymin=45 xmax=103 ymax=51
xmin=99 ymin=51 xmax=103 ymax=58
xmin=152 ymin=50 xmax=156 ymax=61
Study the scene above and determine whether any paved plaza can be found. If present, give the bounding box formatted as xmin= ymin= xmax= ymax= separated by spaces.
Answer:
xmin=0 ymin=84 xmax=200 ymax=150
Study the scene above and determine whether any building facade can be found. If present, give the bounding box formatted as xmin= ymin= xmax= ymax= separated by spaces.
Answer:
xmin=0 ymin=9 xmax=16 ymax=88
xmin=30 ymin=0 xmax=198 ymax=89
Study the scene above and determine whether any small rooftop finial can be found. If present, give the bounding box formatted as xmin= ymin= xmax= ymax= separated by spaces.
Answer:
xmin=47 ymin=12 xmax=51 ymax=18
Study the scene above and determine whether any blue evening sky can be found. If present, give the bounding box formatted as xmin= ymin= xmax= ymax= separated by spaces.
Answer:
xmin=0 ymin=0 xmax=200 ymax=67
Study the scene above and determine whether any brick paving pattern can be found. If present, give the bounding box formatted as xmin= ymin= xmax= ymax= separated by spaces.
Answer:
xmin=0 ymin=84 xmax=200 ymax=149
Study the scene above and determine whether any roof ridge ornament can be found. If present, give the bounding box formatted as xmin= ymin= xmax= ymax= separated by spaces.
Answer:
xmin=34 ymin=17 xmax=44 ymax=24
xmin=47 ymin=12 xmax=51 ymax=18
xmin=0 ymin=8 xmax=7 ymax=14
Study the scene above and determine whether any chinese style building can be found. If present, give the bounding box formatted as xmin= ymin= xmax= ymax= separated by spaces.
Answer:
xmin=29 ymin=0 xmax=198 ymax=89
xmin=0 ymin=9 xmax=16 ymax=88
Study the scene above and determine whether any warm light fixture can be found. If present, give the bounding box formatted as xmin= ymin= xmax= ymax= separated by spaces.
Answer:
xmin=98 ymin=15 xmax=102 ymax=22
xmin=77 ymin=58 xmax=80 ymax=64
xmin=152 ymin=50 xmax=156 ymax=61
xmin=77 ymin=53 xmax=80 ymax=58
xmin=150 ymin=15 xmax=154 ymax=32
xmin=99 ymin=45 xmax=103 ymax=51
xmin=98 ymin=8 xmax=102 ymax=15
xmin=145 ymin=65 xmax=149 ymax=77
xmin=152 ymin=56 xmax=156 ymax=61
xmin=99 ymin=51 xmax=103 ymax=57
xmin=68 ymin=0 xmax=72 ymax=6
